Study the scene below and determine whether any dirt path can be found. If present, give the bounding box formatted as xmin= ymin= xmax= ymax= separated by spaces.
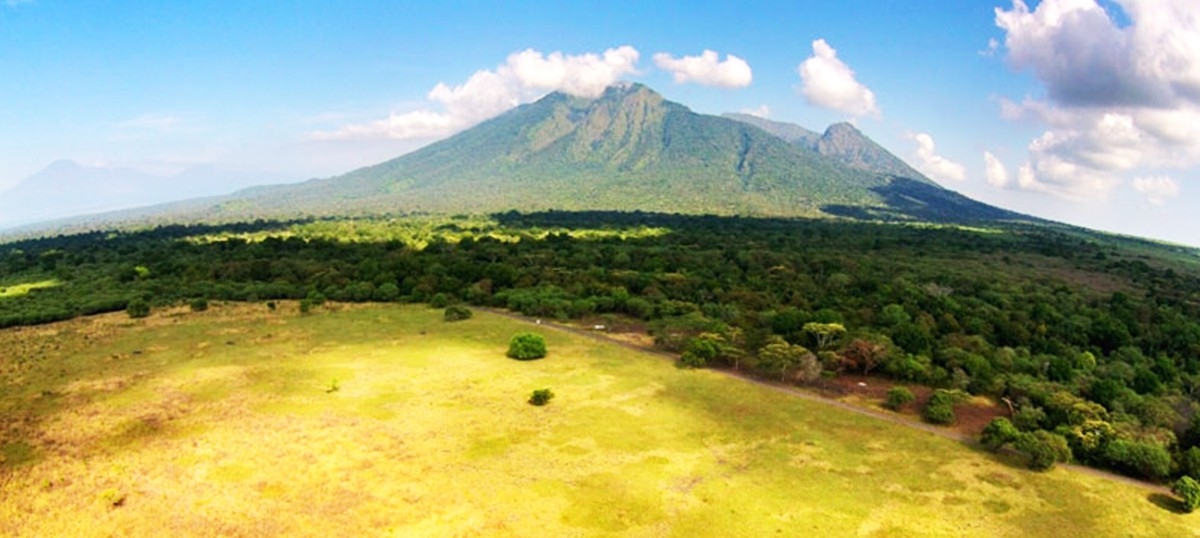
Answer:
xmin=485 ymin=308 xmax=1172 ymax=494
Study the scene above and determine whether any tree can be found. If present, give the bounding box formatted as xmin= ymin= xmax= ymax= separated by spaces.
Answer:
xmin=884 ymin=386 xmax=915 ymax=411
xmin=126 ymin=298 xmax=150 ymax=319
xmin=981 ymin=417 xmax=1020 ymax=451
xmin=841 ymin=336 xmax=890 ymax=375
xmin=1173 ymin=476 xmax=1200 ymax=513
xmin=923 ymin=389 xmax=965 ymax=425
xmin=444 ymin=305 xmax=473 ymax=322
xmin=528 ymin=388 xmax=555 ymax=406
xmin=758 ymin=336 xmax=816 ymax=382
xmin=507 ymin=333 xmax=547 ymax=360
xmin=1015 ymin=430 xmax=1070 ymax=471
xmin=804 ymin=322 xmax=846 ymax=351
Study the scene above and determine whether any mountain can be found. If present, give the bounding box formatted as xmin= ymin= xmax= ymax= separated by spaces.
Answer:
xmin=199 ymin=83 xmax=1027 ymax=223
xmin=2 ymin=84 xmax=1034 ymax=234
xmin=722 ymin=113 xmax=927 ymax=180
xmin=0 ymin=161 xmax=291 ymax=228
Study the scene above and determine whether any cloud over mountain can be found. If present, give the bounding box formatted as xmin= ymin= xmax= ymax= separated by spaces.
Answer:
xmin=909 ymin=133 xmax=965 ymax=182
xmin=798 ymin=39 xmax=879 ymax=118
xmin=311 ymin=46 xmax=640 ymax=141
xmin=995 ymin=0 xmax=1200 ymax=200
xmin=652 ymin=50 xmax=752 ymax=88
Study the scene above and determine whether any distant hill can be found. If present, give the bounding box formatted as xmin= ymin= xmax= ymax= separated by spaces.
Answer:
xmin=0 ymin=160 xmax=290 ymax=229
xmin=1 ymin=84 xmax=1036 ymax=236
xmin=721 ymin=113 xmax=928 ymax=180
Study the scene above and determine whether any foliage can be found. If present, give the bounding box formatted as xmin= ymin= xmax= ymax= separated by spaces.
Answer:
xmin=1015 ymin=431 xmax=1071 ymax=471
xmin=1102 ymin=439 xmax=1172 ymax=481
xmin=444 ymin=305 xmax=473 ymax=322
xmin=507 ymin=333 xmax=547 ymax=360
xmin=980 ymin=417 xmax=1020 ymax=451
xmin=922 ymin=389 xmax=967 ymax=425
xmin=189 ymin=298 xmax=209 ymax=312
xmin=126 ymin=298 xmax=150 ymax=319
xmin=528 ymin=388 xmax=555 ymax=406
xmin=1174 ymin=476 xmax=1200 ymax=513
xmin=883 ymin=386 xmax=915 ymax=411
xmin=2 ymin=210 xmax=1200 ymax=482
xmin=429 ymin=293 xmax=452 ymax=309
xmin=757 ymin=336 xmax=818 ymax=383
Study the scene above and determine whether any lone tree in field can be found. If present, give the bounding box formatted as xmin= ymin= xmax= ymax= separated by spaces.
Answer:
xmin=1174 ymin=476 xmax=1200 ymax=513
xmin=507 ymin=333 xmax=547 ymax=360
xmin=444 ymin=305 xmax=473 ymax=322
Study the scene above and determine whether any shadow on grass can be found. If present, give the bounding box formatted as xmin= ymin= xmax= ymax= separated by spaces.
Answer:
xmin=1148 ymin=492 xmax=1186 ymax=514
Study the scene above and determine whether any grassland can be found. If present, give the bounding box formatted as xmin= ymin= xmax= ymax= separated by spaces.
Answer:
xmin=0 ymin=279 xmax=59 ymax=299
xmin=0 ymin=303 xmax=1194 ymax=537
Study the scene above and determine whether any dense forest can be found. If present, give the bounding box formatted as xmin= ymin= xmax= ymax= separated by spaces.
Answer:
xmin=3 ymin=211 xmax=1200 ymax=484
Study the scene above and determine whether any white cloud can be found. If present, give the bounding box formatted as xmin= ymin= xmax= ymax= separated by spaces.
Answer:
xmin=984 ymin=151 xmax=1012 ymax=188
xmin=1131 ymin=175 xmax=1180 ymax=204
xmin=908 ymin=133 xmax=966 ymax=182
xmin=652 ymin=50 xmax=752 ymax=88
xmin=311 ymin=46 xmax=640 ymax=141
xmin=995 ymin=0 xmax=1200 ymax=198
xmin=740 ymin=105 xmax=770 ymax=118
xmin=798 ymin=39 xmax=880 ymax=117
xmin=979 ymin=38 xmax=1001 ymax=57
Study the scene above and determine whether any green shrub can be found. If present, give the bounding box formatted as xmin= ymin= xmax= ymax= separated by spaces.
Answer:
xmin=528 ymin=388 xmax=555 ymax=406
xmin=1014 ymin=431 xmax=1064 ymax=471
xmin=884 ymin=386 xmax=915 ymax=411
xmin=1174 ymin=476 xmax=1200 ymax=513
xmin=679 ymin=351 xmax=707 ymax=369
xmin=189 ymin=298 xmax=209 ymax=312
xmin=444 ymin=305 xmax=473 ymax=322
xmin=429 ymin=293 xmax=451 ymax=309
xmin=1103 ymin=439 xmax=1171 ymax=481
xmin=299 ymin=299 xmax=314 ymax=314
xmin=980 ymin=417 xmax=1021 ymax=451
xmin=126 ymin=298 xmax=150 ymax=319
xmin=507 ymin=333 xmax=547 ymax=360
xmin=922 ymin=390 xmax=959 ymax=425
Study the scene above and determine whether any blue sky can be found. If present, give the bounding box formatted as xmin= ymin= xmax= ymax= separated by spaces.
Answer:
xmin=1 ymin=1 xmax=1197 ymax=246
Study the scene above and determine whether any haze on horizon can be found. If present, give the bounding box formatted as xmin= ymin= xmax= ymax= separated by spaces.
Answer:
xmin=1 ymin=0 xmax=1198 ymax=246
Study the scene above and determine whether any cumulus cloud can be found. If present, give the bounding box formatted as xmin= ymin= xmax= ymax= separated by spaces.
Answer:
xmin=994 ymin=0 xmax=1200 ymax=199
xmin=908 ymin=133 xmax=966 ymax=182
xmin=984 ymin=151 xmax=1012 ymax=188
xmin=652 ymin=50 xmax=752 ymax=88
xmin=1132 ymin=176 xmax=1180 ymax=205
xmin=740 ymin=105 xmax=770 ymax=118
xmin=798 ymin=39 xmax=880 ymax=117
xmin=311 ymin=46 xmax=640 ymax=141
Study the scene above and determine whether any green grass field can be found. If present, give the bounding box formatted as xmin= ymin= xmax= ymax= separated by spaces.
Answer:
xmin=0 ymin=303 xmax=1194 ymax=537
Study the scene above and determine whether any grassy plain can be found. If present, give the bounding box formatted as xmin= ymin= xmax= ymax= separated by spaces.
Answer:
xmin=0 ymin=303 xmax=1194 ymax=537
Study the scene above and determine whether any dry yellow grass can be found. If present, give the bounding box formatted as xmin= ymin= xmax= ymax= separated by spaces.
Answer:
xmin=0 ymin=303 xmax=1195 ymax=536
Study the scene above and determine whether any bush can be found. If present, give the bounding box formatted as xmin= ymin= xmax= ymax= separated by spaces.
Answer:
xmin=126 ymin=298 xmax=150 ymax=319
xmin=981 ymin=417 xmax=1020 ymax=451
xmin=922 ymin=390 xmax=959 ymax=425
xmin=1174 ymin=476 xmax=1200 ymax=513
xmin=528 ymin=388 xmax=555 ymax=406
xmin=507 ymin=333 xmax=547 ymax=360
xmin=429 ymin=293 xmax=452 ymax=308
xmin=189 ymin=298 xmax=209 ymax=312
xmin=1014 ymin=431 xmax=1068 ymax=471
xmin=679 ymin=351 xmax=707 ymax=369
xmin=1103 ymin=439 xmax=1172 ymax=481
xmin=444 ymin=305 xmax=473 ymax=322
xmin=884 ymin=386 xmax=915 ymax=411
